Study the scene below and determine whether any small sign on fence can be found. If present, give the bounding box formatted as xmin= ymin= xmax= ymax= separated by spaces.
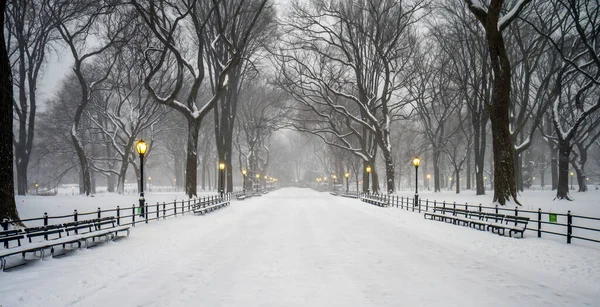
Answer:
xmin=549 ymin=213 xmax=557 ymax=223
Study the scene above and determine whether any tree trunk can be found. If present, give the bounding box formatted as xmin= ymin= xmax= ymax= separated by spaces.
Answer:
xmin=455 ymin=168 xmax=460 ymax=194
xmin=486 ymin=23 xmax=519 ymax=205
xmin=432 ymin=149 xmax=441 ymax=192
xmin=514 ymin=152 xmax=523 ymax=192
xmin=551 ymin=156 xmax=558 ymax=190
xmin=555 ymin=140 xmax=571 ymax=200
xmin=185 ymin=120 xmax=200 ymax=197
xmin=381 ymin=148 xmax=395 ymax=194
xmin=0 ymin=0 xmax=22 ymax=224
xmin=466 ymin=151 xmax=471 ymax=190
xmin=72 ymin=133 xmax=91 ymax=196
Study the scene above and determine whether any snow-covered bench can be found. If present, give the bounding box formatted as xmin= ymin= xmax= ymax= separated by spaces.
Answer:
xmin=1 ymin=218 xmax=130 ymax=271
xmin=360 ymin=196 xmax=389 ymax=207
xmin=193 ymin=201 xmax=230 ymax=215
xmin=488 ymin=215 xmax=530 ymax=238
xmin=424 ymin=207 xmax=529 ymax=238
xmin=1 ymin=229 xmax=24 ymax=248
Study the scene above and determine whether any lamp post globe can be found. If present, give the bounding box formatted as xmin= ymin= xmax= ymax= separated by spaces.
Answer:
xmin=412 ymin=157 xmax=421 ymax=207
xmin=135 ymin=139 xmax=148 ymax=217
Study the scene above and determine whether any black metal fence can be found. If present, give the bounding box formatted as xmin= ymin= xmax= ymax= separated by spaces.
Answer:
xmin=1 ymin=194 xmax=232 ymax=236
xmin=360 ymin=193 xmax=600 ymax=245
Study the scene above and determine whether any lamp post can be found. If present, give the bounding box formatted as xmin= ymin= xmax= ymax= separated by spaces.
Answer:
xmin=35 ymin=183 xmax=39 ymax=195
xmin=333 ymin=175 xmax=337 ymax=185
xmin=136 ymin=139 xmax=148 ymax=217
xmin=148 ymin=176 xmax=152 ymax=192
xmin=366 ymin=166 xmax=371 ymax=194
xmin=570 ymin=172 xmax=574 ymax=190
xmin=448 ymin=176 xmax=452 ymax=191
xmin=345 ymin=172 xmax=350 ymax=194
xmin=426 ymin=174 xmax=431 ymax=190
xmin=255 ymin=174 xmax=260 ymax=192
xmin=242 ymin=170 xmax=247 ymax=194
xmin=412 ymin=157 xmax=421 ymax=207
xmin=219 ymin=162 xmax=225 ymax=197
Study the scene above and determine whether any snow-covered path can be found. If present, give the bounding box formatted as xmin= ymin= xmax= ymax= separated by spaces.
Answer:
xmin=1 ymin=188 xmax=598 ymax=306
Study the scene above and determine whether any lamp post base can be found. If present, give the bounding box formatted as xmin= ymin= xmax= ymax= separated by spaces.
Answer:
xmin=139 ymin=196 xmax=145 ymax=217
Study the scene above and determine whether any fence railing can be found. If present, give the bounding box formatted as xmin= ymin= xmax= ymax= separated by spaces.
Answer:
xmin=359 ymin=193 xmax=600 ymax=245
xmin=1 ymin=194 xmax=232 ymax=245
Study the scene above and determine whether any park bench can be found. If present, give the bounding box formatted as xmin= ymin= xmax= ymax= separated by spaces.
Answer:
xmin=424 ymin=207 xmax=530 ymax=238
xmin=63 ymin=217 xmax=130 ymax=247
xmin=1 ymin=218 xmax=130 ymax=271
xmin=1 ymin=229 xmax=24 ymax=248
xmin=488 ymin=215 xmax=530 ymax=238
xmin=360 ymin=196 xmax=389 ymax=207
xmin=193 ymin=200 xmax=230 ymax=215
xmin=236 ymin=194 xmax=250 ymax=201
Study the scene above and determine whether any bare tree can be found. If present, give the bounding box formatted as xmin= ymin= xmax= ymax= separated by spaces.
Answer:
xmin=527 ymin=0 xmax=600 ymax=200
xmin=46 ymin=0 xmax=132 ymax=195
xmin=462 ymin=0 xmax=533 ymax=205
xmin=201 ymin=0 xmax=276 ymax=193
xmin=5 ymin=0 xmax=58 ymax=195
xmin=0 ymin=0 xmax=22 ymax=223
xmin=131 ymin=0 xmax=270 ymax=197
xmin=277 ymin=0 xmax=423 ymax=193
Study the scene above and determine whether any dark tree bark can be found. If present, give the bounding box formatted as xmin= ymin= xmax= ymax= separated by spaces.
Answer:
xmin=464 ymin=0 xmax=531 ymax=205
xmin=0 ymin=0 xmax=21 ymax=224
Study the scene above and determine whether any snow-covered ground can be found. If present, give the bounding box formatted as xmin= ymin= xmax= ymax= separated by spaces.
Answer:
xmin=1 ymin=188 xmax=598 ymax=306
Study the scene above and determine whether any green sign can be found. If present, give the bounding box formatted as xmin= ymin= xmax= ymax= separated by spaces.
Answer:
xmin=549 ymin=213 xmax=557 ymax=223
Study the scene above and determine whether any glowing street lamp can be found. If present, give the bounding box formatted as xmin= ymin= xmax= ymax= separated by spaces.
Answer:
xmin=345 ymin=172 xmax=350 ymax=194
xmin=255 ymin=174 xmax=260 ymax=192
xmin=412 ymin=157 xmax=421 ymax=207
xmin=135 ymin=139 xmax=148 ymax=217
xmin=426 ymin=174 xmax=431 ymax=191
xmin=242 ymin=170 xmax=247 ymax=194
xmin=219 ymin=162 xmax=225 ymax=197
xmin=333 ymin=175 xmax=337 ymax=185
xmin=366 ymin=166 xmax=372 ymax=194
xmin=570 ymin=172 xmax=574 ymax=190
xmin=148 ymin=176 xmax=152 ymax=192
xmin=448 ymin=176 xmax=452 ymax=191
xmin=35 ymin=183 xmax=39 ymax=195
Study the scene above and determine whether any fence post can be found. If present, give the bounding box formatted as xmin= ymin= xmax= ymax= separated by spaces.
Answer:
xmin=567 ymin=210 xmax=572 ymax=244
xmin=453 ymin=202 xmax=456 ymax=216
xmin=537 ymin=208 xmax=541 ymax=238
xmin=514 ymin=207 xmax=518 ymax=226
xmin=495 ymin=205 xmax=498 ymax=215
xmin=163 ymin=202 xmax=167 ymax=219
xmin=117 ymin=206 xmax=120 ymax=226
xmin=442 ymin=201 xmax=446 ymax=211
xmin=479 ymin=204 xmax=482 ymax=213
xmin=97 ymin=207 xmax=101 ymax=219
xmin=412 ymin=197 xmax=415 ymax=212
xmin=43 ymin=212 xmax=48 ymax=227
xmin=425 ymin=199 xmax=429 ymax=212
xmin=174 ymin=201 xmax=177 ymax=217
xmin=145 ymin=203 xmax=149 ymax=224
xmin=132 ymin=205 xmax=136 ymax=227
xmin=2 ymin=219 xmax=8 ymax=248
xmin=418 ymin=198 xmax=421 ymax=213
xmin=156 ymin=202 xmax=160 ymax=220
xmin=400 ymin=196 xmax=403 ymax=209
